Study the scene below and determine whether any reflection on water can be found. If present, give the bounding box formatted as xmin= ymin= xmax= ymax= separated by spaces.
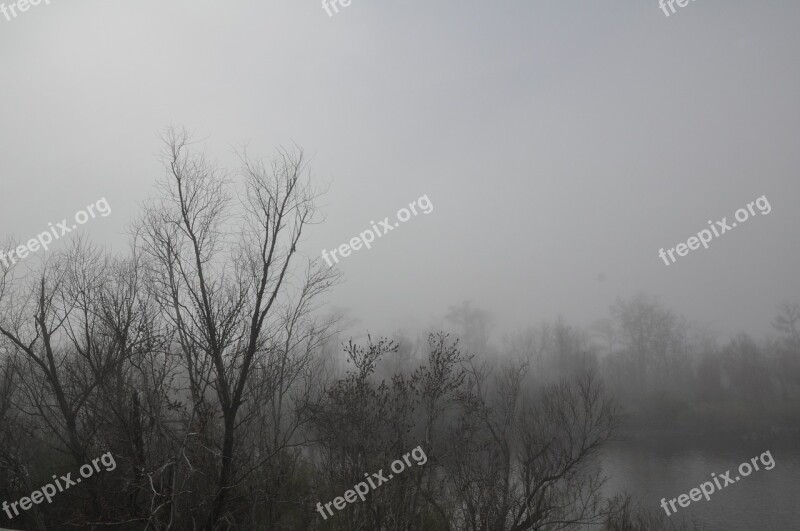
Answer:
xmin=598 ymin=439 xmax=800 ymax=530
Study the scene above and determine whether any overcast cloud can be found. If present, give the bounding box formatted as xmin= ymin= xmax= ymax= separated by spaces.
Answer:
xmin=1 ymin=0 xmax=798 ymax=340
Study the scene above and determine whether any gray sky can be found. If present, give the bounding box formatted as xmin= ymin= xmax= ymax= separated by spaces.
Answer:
xmin=1 ymin=0 xmax=798 ymax=342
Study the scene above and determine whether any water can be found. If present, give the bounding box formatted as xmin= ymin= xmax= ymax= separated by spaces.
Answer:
xmin=599 ymin=439 xmax=800 ymax=530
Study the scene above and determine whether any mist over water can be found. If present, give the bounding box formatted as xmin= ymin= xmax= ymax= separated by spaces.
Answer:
xmin=600 ymin=441 xmax=800 ymax=530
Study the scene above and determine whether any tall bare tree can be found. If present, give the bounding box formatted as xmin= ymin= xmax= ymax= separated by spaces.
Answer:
xmin=137 ymin=128 xmax=339 ymax=529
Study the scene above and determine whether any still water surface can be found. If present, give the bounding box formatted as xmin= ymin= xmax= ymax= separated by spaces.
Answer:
xmin=599 ymin=439 xmax=800 ymax=530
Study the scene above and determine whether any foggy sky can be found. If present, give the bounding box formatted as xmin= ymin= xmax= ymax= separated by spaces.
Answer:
xmin=1 ymin=0 xmax=798 ymax=343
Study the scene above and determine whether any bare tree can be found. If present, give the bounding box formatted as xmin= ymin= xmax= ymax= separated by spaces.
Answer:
xmin=610 ymin=294 xmax=678 ymax=392
xmin=137 ymin=127 xmax=339 ymax=529
xmin=0 ymin=249 xmax=89 ymax=466
xmin=446 ymin=358 xmax=620 ymax=531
